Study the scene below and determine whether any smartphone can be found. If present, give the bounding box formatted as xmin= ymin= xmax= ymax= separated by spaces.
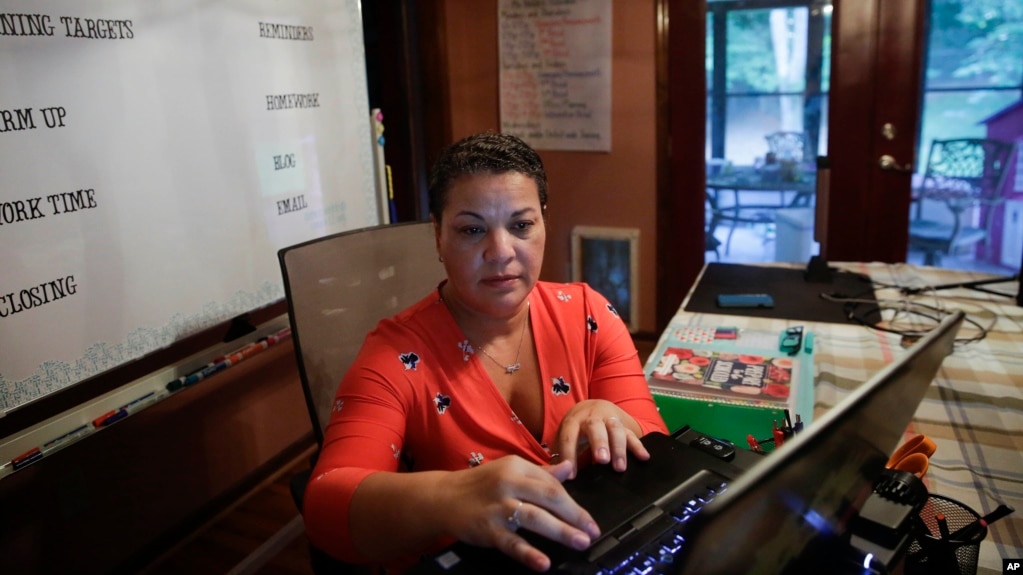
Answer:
xmin=716 ymin=293 xmax=775 ymax=309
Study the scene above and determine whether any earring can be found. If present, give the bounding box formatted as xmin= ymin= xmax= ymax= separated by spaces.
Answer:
xmin=438 ymin=256 xmax=444 ymax=263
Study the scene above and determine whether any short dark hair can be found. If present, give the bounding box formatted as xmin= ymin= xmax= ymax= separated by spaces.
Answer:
xmin=427 ymin=132 xmax=548 ymax=222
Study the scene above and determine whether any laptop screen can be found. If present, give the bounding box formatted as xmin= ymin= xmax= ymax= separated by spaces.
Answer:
xmin=676 ymin=310 xmax=964 ymax=574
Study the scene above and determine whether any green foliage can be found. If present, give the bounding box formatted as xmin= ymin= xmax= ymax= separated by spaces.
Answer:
xmin=726 ymin=10 xmax=778 ymax=92
xmin=710 ymin=0 xmax=1020 ymax=92
xmin=929 ymin=0 xmax=1023 ymax=87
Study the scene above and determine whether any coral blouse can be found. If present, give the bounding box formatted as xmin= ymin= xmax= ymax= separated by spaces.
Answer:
xmin=303 ymin=281 xmax=667 ymax=565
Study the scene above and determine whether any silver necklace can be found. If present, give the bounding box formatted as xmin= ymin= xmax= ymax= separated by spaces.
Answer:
xmin=478 ymin=303 xmax=529 ymax=375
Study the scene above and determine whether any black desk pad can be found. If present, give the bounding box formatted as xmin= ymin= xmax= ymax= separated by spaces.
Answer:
xmin=684 ymin=263 xmax=879 ymax=325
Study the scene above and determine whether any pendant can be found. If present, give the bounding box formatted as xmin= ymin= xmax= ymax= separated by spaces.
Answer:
xmin=505 ymin=363 xmax=521 ymax=374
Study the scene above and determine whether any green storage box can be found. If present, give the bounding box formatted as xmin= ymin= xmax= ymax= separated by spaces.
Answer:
xmin=653 ymin=393 xmax=788 ymax=449
xmin=643 ymin=325 xmax=815 ymax=452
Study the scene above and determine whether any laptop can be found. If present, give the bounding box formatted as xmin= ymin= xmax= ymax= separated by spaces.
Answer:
xmin=413 ymin=311 xmax=965 ymax=575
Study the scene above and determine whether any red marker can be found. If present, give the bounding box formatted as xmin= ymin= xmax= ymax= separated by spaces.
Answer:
xmin=747 ymin=434 xmax=763 ymax=453
xmin=11 ymin=447 xmax=43 ymax=470
xmin=773 ymin=420 xmax=785 ymax=448
xmin=92 ymin=410 xmax=118 ymax=428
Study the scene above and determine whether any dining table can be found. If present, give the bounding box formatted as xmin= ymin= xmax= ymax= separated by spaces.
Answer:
xmin=706 ymin=164 xmax=817 ymax=255
xmin=656 ymin=261 xmax=1023 ymax=574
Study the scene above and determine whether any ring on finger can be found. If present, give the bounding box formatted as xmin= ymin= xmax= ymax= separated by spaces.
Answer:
xmin=507 ymin=500 xmax=524 ymax=531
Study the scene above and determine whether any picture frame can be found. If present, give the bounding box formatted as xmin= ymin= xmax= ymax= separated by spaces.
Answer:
xmin=570 ymin=226 xmax=639 ymax=332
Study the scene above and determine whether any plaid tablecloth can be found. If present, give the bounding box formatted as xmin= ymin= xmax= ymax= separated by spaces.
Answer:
xmin=659 ymin=262 xmax=1022 ymax=574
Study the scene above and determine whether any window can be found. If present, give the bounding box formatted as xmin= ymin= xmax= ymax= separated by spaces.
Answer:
xmin=918 ymin=0 xmax=1023 ymax=166
xmin=706 ymin=1 xmax=832 ymax=165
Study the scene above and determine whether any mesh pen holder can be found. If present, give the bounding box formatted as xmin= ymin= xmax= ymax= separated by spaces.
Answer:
xmin=904 ymin=494 xmax=987 ymax=575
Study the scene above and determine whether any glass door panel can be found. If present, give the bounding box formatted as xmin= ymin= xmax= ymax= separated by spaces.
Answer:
xmin=706 ymin=1 xmax=831 ymax=264
xmin=907 ymin=0 xmax=1023 ymax=273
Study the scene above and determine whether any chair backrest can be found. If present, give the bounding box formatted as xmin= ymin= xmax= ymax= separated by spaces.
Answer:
xmin=278 ymin=221 xmax=445 ymax=446
xmin=921 ymin=138 xmax=1015 ymax=203
xmin=764 ymin=131 xmax=809 ymax=163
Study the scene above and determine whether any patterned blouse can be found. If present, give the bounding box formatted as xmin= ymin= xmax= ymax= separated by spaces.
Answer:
xmin=302 ymin=281 xmax=668 ymax=565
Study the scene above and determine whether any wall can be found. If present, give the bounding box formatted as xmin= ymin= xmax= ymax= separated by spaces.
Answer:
xmin=440 ymin=0 xmax=660 ymax=334
xmin=0 ymin=342 xmax=313 ymax=574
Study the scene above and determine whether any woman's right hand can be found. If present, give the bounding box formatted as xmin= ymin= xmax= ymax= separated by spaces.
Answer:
xmin=441 ymin=455 xmax=602 ymax=572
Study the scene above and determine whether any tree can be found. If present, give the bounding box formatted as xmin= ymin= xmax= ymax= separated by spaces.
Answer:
xmin=929 ymin=0 xmax=1023 ymax=87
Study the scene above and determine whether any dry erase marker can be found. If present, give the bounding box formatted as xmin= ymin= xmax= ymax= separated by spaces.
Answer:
xmin=92 ymin=409 xmax=119 ymax=427
xmin=181 ymin=359 xmax=231 ymax=387
xmin=168 ymin=347 xmax=248 ymax=392
xmin=166 ymin=330 xmax=288 ymax=392
xmin=95 ymin=391 xmax=163 ymax=427
xmin=96 ymin=410 xmax=128 ymax=427
xmin=167 ymin=346 xmax=242 ymax=391
xmin=216 ymin=339 xmax=263 ymax=362
xmin=166 ymin=339 xmax=256 ymax=392
xmin=226 ymin=340 xmax=269 ymax=364
xmin=123 ymin=390 xmax=167 ymax=416
xmin=267 ymin=327 xmax=292 ymax=345
xmin=41 ymin=424 xmax=93 ymax=455
xmin=11 ymin=447 xmax=43 ymax=471
xmin=93 ymin=394 xmax=156 ymax=425
xmin=0 ymin=462 xmax=12 ymax=479
xmin=167 ymin=363 xmax=215 ymax=392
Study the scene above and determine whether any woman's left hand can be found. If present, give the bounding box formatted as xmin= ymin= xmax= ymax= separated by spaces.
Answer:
xmin=551 ymin=399 xmax=650 ymax=479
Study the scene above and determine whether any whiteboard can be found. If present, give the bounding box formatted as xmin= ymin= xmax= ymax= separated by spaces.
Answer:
xmin=0 ymin=0 xmax=378 ymax=414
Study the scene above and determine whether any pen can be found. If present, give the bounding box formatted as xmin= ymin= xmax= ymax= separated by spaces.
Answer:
xmin=949 ymin=504 xmax=1015 ymax=542
xmin=936 ymin=513 xmax=950 ymax=540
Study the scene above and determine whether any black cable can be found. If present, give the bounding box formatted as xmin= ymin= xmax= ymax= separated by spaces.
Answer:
xmin=822 ymin=294 xmax=991 ymax=345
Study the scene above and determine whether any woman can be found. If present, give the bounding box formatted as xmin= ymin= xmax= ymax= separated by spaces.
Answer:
xmin=303 ymin=132 xmax=667 ymax=572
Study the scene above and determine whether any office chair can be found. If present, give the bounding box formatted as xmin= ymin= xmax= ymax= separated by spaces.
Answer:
xmin=278 ymin=221 xmax=446 ymax=573
xmin=908 ymin=138 xmax=1015 ymax=266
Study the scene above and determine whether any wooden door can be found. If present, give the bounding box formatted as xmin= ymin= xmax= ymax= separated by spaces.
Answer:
xmin=825 ymin=0 xmax=927 ymax=262
xmin=657 ymin=0 xmax=927 ymax=328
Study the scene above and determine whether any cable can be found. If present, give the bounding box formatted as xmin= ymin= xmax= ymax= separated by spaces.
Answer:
xmin=819 ymin=292 xmax=993 ymax=345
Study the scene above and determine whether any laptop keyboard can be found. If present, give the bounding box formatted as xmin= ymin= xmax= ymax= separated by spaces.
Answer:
xmin=554 ymin=477 xmax=728 ymax=575
xmin=409 ymin=432 xmax=746 ymax=575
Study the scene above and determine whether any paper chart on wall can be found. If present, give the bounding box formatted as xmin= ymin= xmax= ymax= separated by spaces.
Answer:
xmin=498 ymin=0 xmax=612 ymax=152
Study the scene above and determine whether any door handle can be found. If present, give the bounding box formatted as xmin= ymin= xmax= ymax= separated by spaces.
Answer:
xmin=879 ymin=154 xmax=913 ymax=172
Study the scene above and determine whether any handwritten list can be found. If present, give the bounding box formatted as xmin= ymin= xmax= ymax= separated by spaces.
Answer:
xmin=498 ymin=0 xmax=611 ymax=152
